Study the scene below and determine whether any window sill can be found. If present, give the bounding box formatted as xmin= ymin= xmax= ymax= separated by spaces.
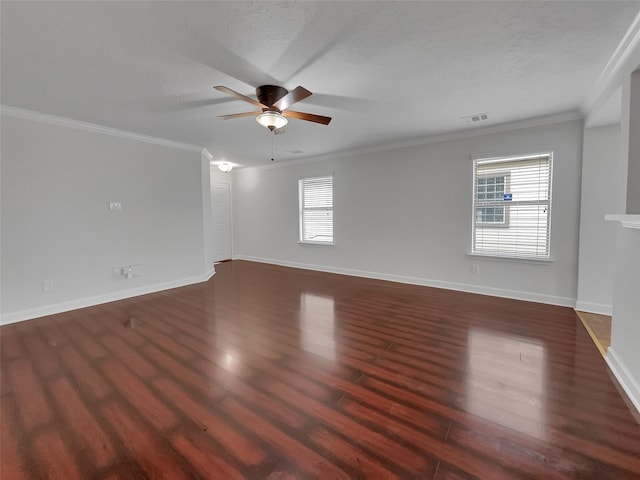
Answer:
xmin=298 ymin=241 xmax=334 ymax=246
xmin=467 ymin=252 xmax=554 ymax=264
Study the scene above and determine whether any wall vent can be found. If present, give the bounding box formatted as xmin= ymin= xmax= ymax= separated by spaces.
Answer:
xmin=462 ymin=113 xmax=489 ymax=124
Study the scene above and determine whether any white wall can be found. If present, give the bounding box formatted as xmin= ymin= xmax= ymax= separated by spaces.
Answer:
xmin=605 ymin=67 xmax=640 ymax=412
xmin=580 ymin=27 xmax=640 ymax=413
xmin=1 ymin=113 xmax=213 ymax=323
xmin=234 ymin=119 xmax=583 ymax=306
xmin=576 ymin=125 xmax=625 ymax=314
xmin=627 ymin=70 xmax=640 ymax=213
xmin=607 ymin=221 xmax=640 ymax=412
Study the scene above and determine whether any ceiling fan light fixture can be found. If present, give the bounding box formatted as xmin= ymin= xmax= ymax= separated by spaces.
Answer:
xmin=217 ymin=162 xmax=233 ymax=173
xmin=256 ymin=111 xmax=288 ymax=131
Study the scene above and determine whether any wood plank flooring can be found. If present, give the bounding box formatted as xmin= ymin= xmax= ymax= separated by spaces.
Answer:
xmin=576 ymin=311 xmax=612 ymax=357
xmin=2 ymin=260 xmax=639 ymax=479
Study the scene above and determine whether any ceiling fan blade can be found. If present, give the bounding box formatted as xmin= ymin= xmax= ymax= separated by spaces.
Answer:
xmin=273 ymin=86 xmax=312 ymax=111
xmin=282 ymin=110 xmax=332 ymax=125
xmin=218 ymin=111 xmax=262 ymax=120
xmin=214 ymin=86 xmax=266 ymax=108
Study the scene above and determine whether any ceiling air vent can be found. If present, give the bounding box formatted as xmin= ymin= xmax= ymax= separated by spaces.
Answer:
xmin=462 ymin=113 xmax=489 ymax=125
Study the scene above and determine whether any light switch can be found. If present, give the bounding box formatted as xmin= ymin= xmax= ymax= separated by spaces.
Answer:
xmin=109 ymin=201 xmax=122 ymax=211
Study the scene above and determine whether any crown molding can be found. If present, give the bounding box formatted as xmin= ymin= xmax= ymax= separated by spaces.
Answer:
xmin=582 ymin=11 xmax=640 ymax=116
xmin=241 ymin=110 xmax=582 ymax=172
xmin=0 ymin=105 xmax=202 ymax=152
xmin=201 ymin=148 xmax=213 ymax=161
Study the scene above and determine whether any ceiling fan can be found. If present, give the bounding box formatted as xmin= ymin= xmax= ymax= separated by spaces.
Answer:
xmin=214 ymin=85 xmax=332 ymax=131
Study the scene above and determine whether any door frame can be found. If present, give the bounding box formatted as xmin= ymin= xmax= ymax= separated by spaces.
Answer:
xmin=212 ymin=178 xmax=233 ymax=262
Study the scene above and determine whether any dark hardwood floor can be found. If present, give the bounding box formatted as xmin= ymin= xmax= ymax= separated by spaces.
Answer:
xmin=2 ymin=260 xmax=639 ymax=479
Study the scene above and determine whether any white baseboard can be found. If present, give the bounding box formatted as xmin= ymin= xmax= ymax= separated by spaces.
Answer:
xmin=575 ymin=301 xmax=613 ymax=316
xmin=605 ymin=347 xmax=640 ymax=415
xmin=0 ymin=269 xmax=215 ymax=325
xmin=233 ymin=255 xmax=576 ymax=308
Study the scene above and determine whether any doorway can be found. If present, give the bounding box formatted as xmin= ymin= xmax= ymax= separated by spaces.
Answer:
xmin=212 ymin=181 xmax=232 ymax=261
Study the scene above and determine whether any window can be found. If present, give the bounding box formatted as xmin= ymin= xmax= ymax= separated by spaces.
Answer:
xmin=299 ymin=175 xmax=333 ymax=244
xmin=472 ymin=153 xmax=552 ymax=259
xmin=476 ymin=175 xmax=508 ymax=225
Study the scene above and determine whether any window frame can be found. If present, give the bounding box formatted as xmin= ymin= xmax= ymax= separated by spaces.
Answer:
xmin=298 ymin=175 xmax=334 ymax=246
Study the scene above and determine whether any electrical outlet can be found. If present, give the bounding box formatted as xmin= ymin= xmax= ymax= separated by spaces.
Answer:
xmin=472 ymin=264 xmax=480 ymax=274
xmin=112 ymin=266 xmax=123 ymax=275
xmin=42 ymin=279 xmax=54 ymax=291
xmin=109 ymin=201 xmax=122 ymax=211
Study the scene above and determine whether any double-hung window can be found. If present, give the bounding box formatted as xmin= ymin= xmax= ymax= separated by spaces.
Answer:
xmin=299 ymin=175 xmax=333 ymax=244
xmin=472 ymin=153 xmax=552 ymax=259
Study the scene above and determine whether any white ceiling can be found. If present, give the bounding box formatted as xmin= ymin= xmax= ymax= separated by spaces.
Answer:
xmin=2 ymin=1 xmax=639 ymax=167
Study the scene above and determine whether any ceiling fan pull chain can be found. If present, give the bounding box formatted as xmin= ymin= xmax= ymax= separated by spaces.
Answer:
xmin=271 ymin=132 xmax=275 ymax=162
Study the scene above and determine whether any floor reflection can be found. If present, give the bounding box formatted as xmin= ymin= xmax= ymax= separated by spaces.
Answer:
xmin=222 ymin=352 xmax=237 ymax=371
xmin=466 ymin=328 xmax=548 ymax=440
xmin=299 ymin=293 xmax=336 ymax=361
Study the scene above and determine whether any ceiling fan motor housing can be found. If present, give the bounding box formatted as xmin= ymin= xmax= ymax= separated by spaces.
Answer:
xmin=215 ymin=84 xmax=331 ymax=126
xmin=256 ymin=85 xmax=288 ymax=108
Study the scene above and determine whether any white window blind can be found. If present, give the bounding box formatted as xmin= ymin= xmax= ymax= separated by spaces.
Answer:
xmin=472 ymin=153 xmax=552 ymax=259
xmin=299 ymin=175 xmax=333 ymax=244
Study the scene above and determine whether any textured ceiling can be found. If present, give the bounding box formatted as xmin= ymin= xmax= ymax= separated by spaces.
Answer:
xmin=2 ymin=1 xmax=639 ymax=167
